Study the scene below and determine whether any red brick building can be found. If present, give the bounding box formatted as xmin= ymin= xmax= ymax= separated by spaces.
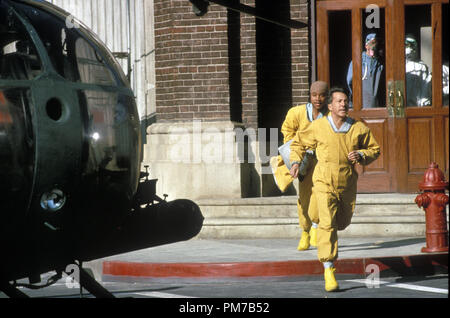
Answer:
xmin=153 ymin=0 xmax=310 ymax=127
xmin=147 ymin=0 xmax=449 ymax=199
xmin=146 ymin=0 xmax=312 ymax=199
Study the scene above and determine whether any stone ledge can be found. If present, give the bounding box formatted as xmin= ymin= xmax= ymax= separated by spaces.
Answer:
xmin=195 ymin=193 xmax=420 ymax=205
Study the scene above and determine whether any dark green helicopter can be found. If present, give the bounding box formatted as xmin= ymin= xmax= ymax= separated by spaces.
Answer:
xmin=0 ymin=0 xmax=203 ymax=297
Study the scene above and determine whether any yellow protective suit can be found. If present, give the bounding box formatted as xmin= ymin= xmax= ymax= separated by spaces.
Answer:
xmin=271 ymin=104 xmax=327 ymax=232
xmin=289 ymin=115 xmax=380 ymax=263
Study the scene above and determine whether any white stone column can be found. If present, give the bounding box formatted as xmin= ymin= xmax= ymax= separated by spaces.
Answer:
xmin=143 ymin=121 xmax=263 ymax=200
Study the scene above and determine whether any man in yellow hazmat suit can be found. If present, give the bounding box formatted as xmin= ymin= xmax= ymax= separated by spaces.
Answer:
xmin=289 ymin=87 xmax=380 ymax=292
xmin=270 ymin=81 xmax=329 ymax=251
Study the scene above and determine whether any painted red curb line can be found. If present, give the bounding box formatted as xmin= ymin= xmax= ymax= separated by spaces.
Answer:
xmin=102 ymin=253 xmax=448 ymax=279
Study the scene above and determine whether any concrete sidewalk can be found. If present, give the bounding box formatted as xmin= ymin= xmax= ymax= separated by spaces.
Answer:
xmin=84 ymin=237 xmax=448 ymax=283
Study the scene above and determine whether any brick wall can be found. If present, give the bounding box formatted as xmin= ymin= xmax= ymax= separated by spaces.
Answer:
xmin=240 ymin=0 xmax=258 ymax=129
xmin=153 ymin=0 xmax=310 ymax=129
xmin=290 ymin=0 xmax=311 ymax=106
xmin=154 ymin=0 xmax=230 ymax=122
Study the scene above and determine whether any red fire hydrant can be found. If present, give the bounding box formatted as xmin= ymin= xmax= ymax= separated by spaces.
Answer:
xmin=415 ymin=162 xmax=449 ymax=253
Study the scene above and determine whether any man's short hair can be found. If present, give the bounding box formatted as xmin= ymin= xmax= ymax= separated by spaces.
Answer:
xmin=328 ymin=87 xmax=347 ymax=104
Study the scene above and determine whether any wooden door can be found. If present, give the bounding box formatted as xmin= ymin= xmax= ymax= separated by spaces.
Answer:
xmin=399 ymin=0 xmax=449 ymax=192
xmin=316 ymin=0 xmax=449 ymax=193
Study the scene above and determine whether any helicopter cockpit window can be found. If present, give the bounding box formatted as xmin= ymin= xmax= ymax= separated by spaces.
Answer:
xmin=11 ymin=1 xmax=118 ymax=86
xmin=0 ymin=87 xmax=35 ymax=216
xmin=0 ymin=4 xmax=42 ymax=80
xmin=75 ymin=38 xmax=116 ymax=86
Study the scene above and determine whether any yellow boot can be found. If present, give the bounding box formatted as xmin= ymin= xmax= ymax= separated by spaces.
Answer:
xmin=297 ymin=231 xmax=310 ymax=251
xmin=324 ymin=267 xmax=339 ymax=292
xmin=309 ymin=227 xmax=317 ymax=247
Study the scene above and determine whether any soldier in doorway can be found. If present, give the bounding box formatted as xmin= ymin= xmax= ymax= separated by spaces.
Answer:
xmin=346 ymin=33 xmax=385 ymax=108
xmin=404 ymin=34 xmax=432 ymax=106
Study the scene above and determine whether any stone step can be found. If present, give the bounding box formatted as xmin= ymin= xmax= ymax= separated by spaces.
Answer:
xmin=194 ymin=193 xmax=446 ymax=238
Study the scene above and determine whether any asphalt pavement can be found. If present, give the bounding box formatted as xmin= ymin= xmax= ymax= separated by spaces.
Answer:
xmin=84 ymin=236 xmax=448 ymax=283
